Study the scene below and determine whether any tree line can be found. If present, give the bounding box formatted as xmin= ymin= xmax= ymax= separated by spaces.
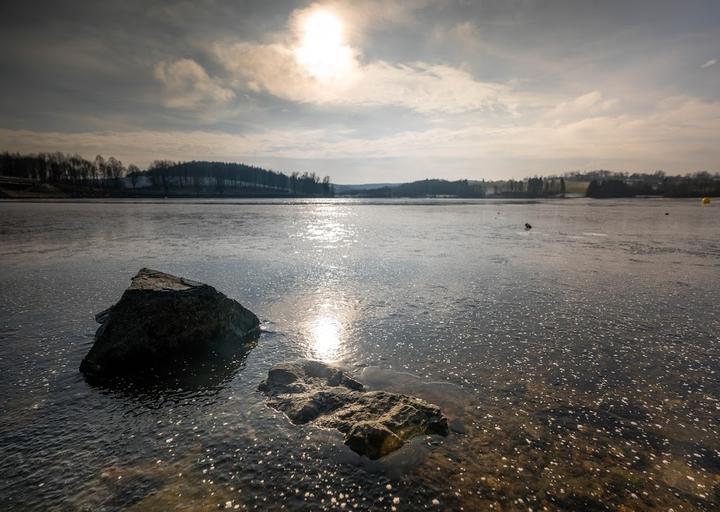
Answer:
xmin=487 ymin=177 xmax=566 ymax=197
xmin=583 ymin=170 xmax=720 ymax=198
xmin=3 ymin=151 xmax=716 ymax=199
xmin=344 ymin=179 xmax=486 ymax=198
xmin=346 ymin=177 xmax=568 ymax=198
xmin=0 ymin=151 xmax=136 ymax=189
xmin=488 ymin=171 xmax=719 ymax=198
xmin=0 ymin=152 xmax=334 ymax=197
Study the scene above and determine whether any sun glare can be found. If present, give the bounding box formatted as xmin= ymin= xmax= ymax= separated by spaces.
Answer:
xmin=310 ymin=314 xmax=342 ymax=361
xmin=295 ymin=10 xmax=351 ymax=79
xmin=304 ymin=10 xmax=343 ymax=48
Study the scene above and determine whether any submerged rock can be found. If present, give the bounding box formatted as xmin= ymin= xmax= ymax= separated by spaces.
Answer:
xmin=80 ymin=268 xmax=260 ymax=379
xmin=259 ymin=360 xmax=449 ymax=459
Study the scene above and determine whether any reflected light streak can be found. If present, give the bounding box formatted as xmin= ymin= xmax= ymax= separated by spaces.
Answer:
xmin=309 ymin=314 xmax=342 ymax=361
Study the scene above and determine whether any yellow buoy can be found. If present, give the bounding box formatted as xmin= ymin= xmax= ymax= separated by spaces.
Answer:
xmin=701 ymin=196 xmax=711 ymax=206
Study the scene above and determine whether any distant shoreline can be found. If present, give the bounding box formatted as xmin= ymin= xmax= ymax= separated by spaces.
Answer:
xmin=0 ymin=196 xmax=710 ymax=207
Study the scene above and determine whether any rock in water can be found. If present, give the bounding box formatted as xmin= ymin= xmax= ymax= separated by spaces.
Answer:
xmin=80 ymin=268 xmax=260 ymax=379
xmin=259 ymin=360 xmax=449 ymax=459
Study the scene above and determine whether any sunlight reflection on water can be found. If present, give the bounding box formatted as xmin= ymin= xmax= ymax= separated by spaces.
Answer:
xmin=297 ymin=204 xmax=356 ymax=249
xmin=309 ymin=313 xmax=343 ymax=361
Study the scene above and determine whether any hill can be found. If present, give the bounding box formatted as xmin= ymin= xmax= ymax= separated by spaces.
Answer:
xmin=340 ymin=179 xmax=486 ymax=198
xmin=0 ymin=152 xmax=334 ymax=197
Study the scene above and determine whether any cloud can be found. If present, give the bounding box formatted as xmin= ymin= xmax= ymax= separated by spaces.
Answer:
xmin=700 ymin=59 xmax=717 ymax=69
xmin=356 ymin=62 xmax=510 ymax=113
xmin=154 ymin=58 xmax=235 ymax=108
xmin=543 ymin=91 xmax=619 ymax=123
xmin=432 ymin=21 xmax=482 ymax=48
xmin=201 ymin=1 xmax=512 ymax=115
xmin=2 ymin=96 xmax=718 ymax=175
xmin=0 ymin=127 xmax=327 ymax=166
xmin=213 ymin=41 xmax=509 ymax=114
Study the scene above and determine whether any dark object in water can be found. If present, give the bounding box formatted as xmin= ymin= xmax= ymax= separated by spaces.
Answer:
xmin=524 ymin=222 xmax=532 ymax=230
xmin=259 ymin=359 xmax=449 ymax=459
xmin=665 ymin=212 xmax=669 ymax=215
xmin=79 ymin=268 xmax=260 ymax=380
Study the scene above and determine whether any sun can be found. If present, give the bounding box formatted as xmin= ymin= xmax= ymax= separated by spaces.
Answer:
xmin=303 ymin=10 xmax=343 ymax=49
xmin=295 ymin=10 xmax=352 ymax=80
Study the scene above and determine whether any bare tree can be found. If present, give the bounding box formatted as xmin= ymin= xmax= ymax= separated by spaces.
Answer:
xmin=127 ymin=164 xmax=140 ymax=189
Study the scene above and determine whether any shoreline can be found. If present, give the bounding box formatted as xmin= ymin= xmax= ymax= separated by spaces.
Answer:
xmin=0 ymin=196 xmax=711 ymax=206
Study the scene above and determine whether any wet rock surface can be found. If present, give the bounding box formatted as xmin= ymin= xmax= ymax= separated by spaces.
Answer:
xmin=259 ymin=360 xmax=449 ymax=459
xmin=80 ymin=268 xmax=260 ymax=379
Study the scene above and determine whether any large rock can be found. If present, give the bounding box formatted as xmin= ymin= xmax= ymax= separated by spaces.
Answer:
xmin=259 ymin=360 xmax=449 ymax=459
xmin=80 ymin=268 xmax=260 ymax=379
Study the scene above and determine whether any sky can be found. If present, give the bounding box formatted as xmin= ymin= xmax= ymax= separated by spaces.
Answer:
xmin=0 ymin=0 xmax=719 ymax=183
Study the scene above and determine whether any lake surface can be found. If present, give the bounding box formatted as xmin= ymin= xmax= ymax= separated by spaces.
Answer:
xmin=0 ymin=198 xmax=718 ymax=511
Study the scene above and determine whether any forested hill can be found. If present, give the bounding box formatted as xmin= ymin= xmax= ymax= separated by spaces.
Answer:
xmin=0 ymin=152 xmax=334 ymax=197
xmin=141 ymin=160 xmax=333 ymax=196
xmin=344 ymin=179 xmax=486 ymax=198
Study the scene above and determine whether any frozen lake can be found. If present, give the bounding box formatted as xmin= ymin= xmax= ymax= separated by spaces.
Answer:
xmin=0 ymin=198 xmax=718 ymax=511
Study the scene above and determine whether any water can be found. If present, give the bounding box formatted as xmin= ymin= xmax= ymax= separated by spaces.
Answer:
xmin=0 ymin=198 xmax=718 ymax=511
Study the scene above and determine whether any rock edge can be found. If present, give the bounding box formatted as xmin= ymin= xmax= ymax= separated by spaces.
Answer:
xmin=259 ymin=359 xmax=449 ymax=459
xmin=80 ymin=268 xmax=260 ymax=379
